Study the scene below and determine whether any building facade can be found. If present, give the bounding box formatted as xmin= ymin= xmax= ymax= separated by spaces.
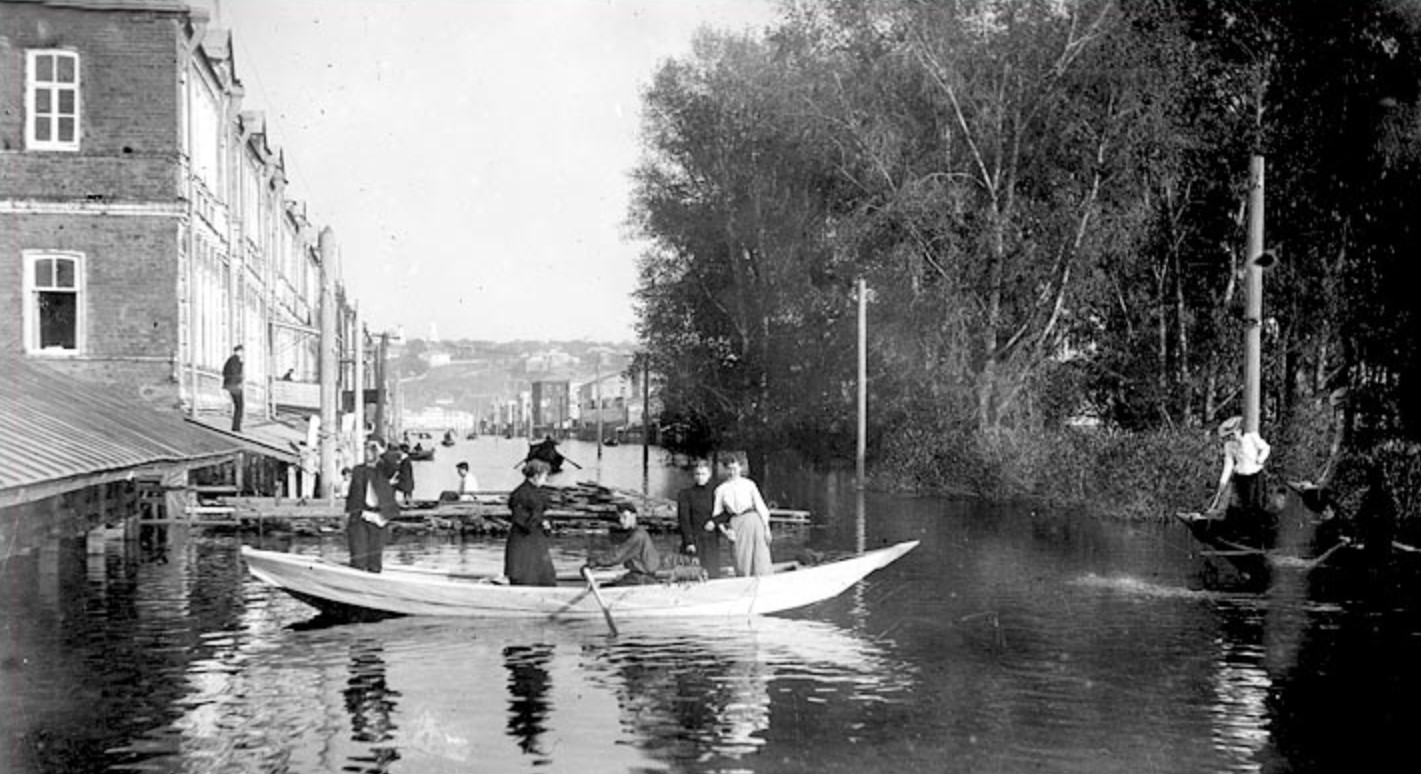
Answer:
xmin=0 ymin=0 xmax=335 ymax=425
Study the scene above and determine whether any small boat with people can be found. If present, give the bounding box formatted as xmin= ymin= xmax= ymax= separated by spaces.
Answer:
xmin=240 ymin=540 xmax=919 ymax=619
xmin=521 ymin=435 xmax=576 ymax=474
xmin=441 ymin=430 xmax=456 ymax=447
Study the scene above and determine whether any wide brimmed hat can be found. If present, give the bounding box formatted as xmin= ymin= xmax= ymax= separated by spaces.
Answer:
xmin=1217 ymin=416 xmax=1242 ymax=437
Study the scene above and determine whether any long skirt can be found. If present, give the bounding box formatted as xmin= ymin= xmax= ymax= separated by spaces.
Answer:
xmin=505 ymin=529 xmax=557 ymax=586
xmin=730 ymin=512 xmax=773 ymax=577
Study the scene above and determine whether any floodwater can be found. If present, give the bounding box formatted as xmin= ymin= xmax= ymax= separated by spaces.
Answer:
xmin=3 ymin=438 xmax=1419 ymax=773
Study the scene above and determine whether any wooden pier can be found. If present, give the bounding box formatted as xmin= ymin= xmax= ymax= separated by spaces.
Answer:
xmin=176 ymin=480 xmax=811 ymax=535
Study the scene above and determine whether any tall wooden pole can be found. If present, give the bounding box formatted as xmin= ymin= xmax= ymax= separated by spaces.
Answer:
xmin=375 ymin=332 xmax=388 ymax=439
xmin=595 ymin=352 xmax=604 ymax=460
xmin=642 ymin=354 xmax=650 ymax=472
xmin=857 ymin=278 xmax=867 ymax=488
xmin=318 ymin=227 xmax=338 ymax=500
xmin=1244 ymin=156 xmax=1265 ymax=434
xmin=352 ymin=304 xmax=364 ymax=457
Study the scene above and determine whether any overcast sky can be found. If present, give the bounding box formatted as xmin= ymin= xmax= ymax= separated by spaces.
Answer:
xmin=214 ymin=0 xmax=778 ymax=343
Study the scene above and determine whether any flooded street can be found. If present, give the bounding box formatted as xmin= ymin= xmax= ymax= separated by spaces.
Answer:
xmin=3 ymin=440 xmax=1419 ymax=773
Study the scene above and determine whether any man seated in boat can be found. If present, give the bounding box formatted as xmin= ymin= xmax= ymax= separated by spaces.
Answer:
xmin=585 ymin=504 xmax=662 ymax=585
xmin=441 ymin=461 xmax=479 ymax=502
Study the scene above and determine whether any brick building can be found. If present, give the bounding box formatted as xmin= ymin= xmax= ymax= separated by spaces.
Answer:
xmin=0 ymin=0 xmax=338 ymax=425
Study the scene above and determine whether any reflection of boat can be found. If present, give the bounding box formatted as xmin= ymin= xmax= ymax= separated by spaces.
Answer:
xmin=1175 ymin=511 xmax=1272 ymax=583
xmin=240 ymin=540 xmax=919 ymax=619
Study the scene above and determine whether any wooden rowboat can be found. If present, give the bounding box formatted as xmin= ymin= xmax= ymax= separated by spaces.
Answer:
xmin=241 ymin=540 xmax=919 ymax=619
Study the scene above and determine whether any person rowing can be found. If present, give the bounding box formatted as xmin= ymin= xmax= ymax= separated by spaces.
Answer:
xmin=517 ymin=434 xmax=581 ymax=473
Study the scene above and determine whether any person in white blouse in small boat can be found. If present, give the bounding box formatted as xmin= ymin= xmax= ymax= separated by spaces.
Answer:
xmin=1210 ymin=415 xmax=1271 ymax=517
xmin=711 ymin=457 xmax=773 ymax=576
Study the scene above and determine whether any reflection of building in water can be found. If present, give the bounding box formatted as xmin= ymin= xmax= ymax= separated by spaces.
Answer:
xmin=504 ymin=644 xmax=554 ymax=758
xmin=345 ymin=639 xmax=402 ymax=772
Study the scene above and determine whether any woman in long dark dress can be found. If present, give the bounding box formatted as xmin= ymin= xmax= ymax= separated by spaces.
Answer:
xmin=505 ymin=459 xmax=556 ymax=586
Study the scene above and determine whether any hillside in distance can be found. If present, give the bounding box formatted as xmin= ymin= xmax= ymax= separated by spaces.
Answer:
xmin=394 ymin=339 xmax=637 ymax=418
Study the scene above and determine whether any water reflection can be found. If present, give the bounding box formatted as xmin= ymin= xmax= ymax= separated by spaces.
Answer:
xmin=11 ymin=461 xmax=1421 ymax=774
xmin=343 ymin=639 xmax=401 ymax=772
xmin=579 ymin=616 xmax=913 ymax=768
xmin=503 ymin=644 xmax=554 ymax=759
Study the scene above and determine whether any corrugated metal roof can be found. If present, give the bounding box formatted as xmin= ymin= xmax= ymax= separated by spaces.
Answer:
xmin=3 ymin=0 xmax=196 ymax=14
xmin=0 ymin=355 xmax=252 ymax=497
xmin=185 ymin=416 xmax=304 ymax=463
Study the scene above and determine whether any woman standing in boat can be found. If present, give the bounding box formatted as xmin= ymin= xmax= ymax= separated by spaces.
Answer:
xmin=712 ymin=457 xmax=773 ymax=577
xmin=505 ymin=459 xmax=557 ymax=586
xmin=1211 ymin=416 xmax=1271 ymax=516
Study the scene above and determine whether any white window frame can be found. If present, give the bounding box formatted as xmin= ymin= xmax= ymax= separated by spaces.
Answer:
xmin=26 ymin=50 xmax=81 ymax=152
xmin=22 ymin=250 xmax=86 ymax=356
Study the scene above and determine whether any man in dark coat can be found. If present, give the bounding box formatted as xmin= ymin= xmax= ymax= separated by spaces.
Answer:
xmin=395 ymin=444 xmax=415 ymax=505
xmin=676 ymin=459 xmax=724 ymax=578
xmin=345 ymin=435 xmax=399 ymax=572
xmin=222 ymin=344 xmax=244 ymax=431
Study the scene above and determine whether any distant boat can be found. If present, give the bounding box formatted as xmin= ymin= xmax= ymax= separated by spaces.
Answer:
xmin=408 ymin=447 xmax=436 ymax=462
xmin=441 ymin=431 xmax=456 ymax=447
xmin=240 ymin=541 xmax=919 ymax=619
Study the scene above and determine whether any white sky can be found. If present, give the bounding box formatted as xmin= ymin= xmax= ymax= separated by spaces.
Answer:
xmin=214 ymin=0 xmax=778 ymax=343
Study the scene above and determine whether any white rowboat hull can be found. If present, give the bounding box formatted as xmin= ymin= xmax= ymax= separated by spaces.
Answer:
xmin=240 ymin=541 xmax=919 ymax=618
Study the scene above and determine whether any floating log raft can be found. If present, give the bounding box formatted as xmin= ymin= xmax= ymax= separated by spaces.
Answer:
xmin=191 ymin=480 xmax=809 ymax=536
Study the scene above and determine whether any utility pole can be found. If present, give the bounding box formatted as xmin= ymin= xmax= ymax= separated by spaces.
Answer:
xmin=353 ymin=304 xmax=364 ymax=457
xmin=318 ymin=227 xmax=337 ymax=500
xmin=642 ymin=353 xmax=650 ymax=473
xmin=1244 ymin=155 xmax=1265 ymax=434
xmin=375 ymin=331 xmax=388 ymax=439
xmin=857 ymin=278 xmax=867 ymax=488
xmin=595 ymin=351 xmax=604 ymax=461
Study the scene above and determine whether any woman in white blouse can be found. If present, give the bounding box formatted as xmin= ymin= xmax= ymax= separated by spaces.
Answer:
xmin=1211 ymin=416 xmax=1271 ymax=515
xmin=711 ymin=457 xmax=773 ymax=576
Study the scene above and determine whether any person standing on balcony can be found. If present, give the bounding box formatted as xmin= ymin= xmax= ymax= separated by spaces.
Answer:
xmin=222 ymin=345 xmax=244 ymax=432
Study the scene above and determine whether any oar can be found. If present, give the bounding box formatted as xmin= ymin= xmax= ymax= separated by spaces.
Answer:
xmin=561 ymin=456 xmax=584 ymax=470
xmin=581 ymin=565 xmax=618 ymax=636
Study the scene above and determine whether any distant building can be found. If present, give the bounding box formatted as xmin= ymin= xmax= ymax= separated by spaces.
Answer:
xmin=425 ymin=350 xmax=451 ymax=368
